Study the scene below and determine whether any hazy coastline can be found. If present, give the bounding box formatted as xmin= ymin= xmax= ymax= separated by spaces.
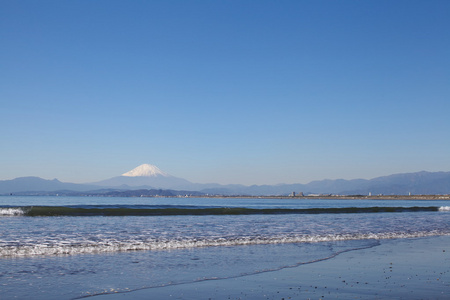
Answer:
xmin=192 ymin=194 xmax=450 ymax=200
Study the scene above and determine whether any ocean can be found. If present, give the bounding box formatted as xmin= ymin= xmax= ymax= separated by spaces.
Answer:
xmin=1 ymin=196 xmax=449 ymax=299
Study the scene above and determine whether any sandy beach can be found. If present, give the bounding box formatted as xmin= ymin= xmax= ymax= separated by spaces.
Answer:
xmin=94 ymin=235 xmax=449 ymax=300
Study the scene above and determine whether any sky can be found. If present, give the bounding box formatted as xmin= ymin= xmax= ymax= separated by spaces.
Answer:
xmin=1 ymin=0 xmax=449 ymax=185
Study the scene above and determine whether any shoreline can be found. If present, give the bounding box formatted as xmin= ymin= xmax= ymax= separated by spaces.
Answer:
xmin=193 ymin=194 xmax=450 ymax=200
xmin=5 ymin=194 xmax=450 ymax=200
xmin=95 ymin=235 xmax=450 ymax=299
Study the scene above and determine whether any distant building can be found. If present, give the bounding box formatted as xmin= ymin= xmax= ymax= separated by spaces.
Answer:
xmin=290 ymin=192 xmax=304 ymax=197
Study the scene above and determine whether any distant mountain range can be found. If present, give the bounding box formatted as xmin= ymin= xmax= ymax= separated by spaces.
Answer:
xmin=1 ymin=164 xmax=450 ymax=196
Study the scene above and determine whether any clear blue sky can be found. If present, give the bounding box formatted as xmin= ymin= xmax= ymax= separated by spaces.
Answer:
xmin=1 ymin=0 xmax=449 ymax=185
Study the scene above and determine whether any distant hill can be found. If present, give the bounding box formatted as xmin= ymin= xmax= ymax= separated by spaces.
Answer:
xmin=202 ymin=171 xmax=450 ymax=196
xmin=339 ymin=171 xmax=450 ymax=195
xmin=1 ymin=165 xmax=449 ymax=196
xmin=0 ymin=177 xmax=98 ymax=194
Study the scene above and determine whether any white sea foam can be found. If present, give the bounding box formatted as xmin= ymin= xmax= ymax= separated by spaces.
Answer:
xmin=438 ymin=206 xmax=450 ymax=211
xmin=0 ymin=208 xmax=25 ymax=216
xmin=0 ymin=231 xmax=447 ymax=258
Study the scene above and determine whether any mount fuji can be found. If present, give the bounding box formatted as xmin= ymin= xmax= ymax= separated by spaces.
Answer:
xmin=121 ymin=164 xmax=168 ymax=177
xmin=92 ymin=164 xmax=194 ymax=189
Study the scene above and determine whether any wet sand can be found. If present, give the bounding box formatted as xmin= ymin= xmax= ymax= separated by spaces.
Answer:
xmin=97 ymin=235 xmax=449 ymax=299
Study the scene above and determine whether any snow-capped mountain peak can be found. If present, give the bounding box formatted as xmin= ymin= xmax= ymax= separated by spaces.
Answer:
xmin=122 ymin=164 xmax=168 ymax=177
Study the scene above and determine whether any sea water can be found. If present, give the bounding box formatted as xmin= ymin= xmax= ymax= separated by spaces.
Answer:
xmin=0 ymin=196 xmax=449 ymax=299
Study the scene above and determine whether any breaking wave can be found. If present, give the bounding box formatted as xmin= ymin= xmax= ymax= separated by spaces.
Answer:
xmin=1 ymin=231 xmax=447 ymax=258
xmin=0 ymin=208 xmax=25 ymax=216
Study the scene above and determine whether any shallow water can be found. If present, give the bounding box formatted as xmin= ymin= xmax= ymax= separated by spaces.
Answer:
xmin=1 ymin=240 xmax=380 ymax=299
